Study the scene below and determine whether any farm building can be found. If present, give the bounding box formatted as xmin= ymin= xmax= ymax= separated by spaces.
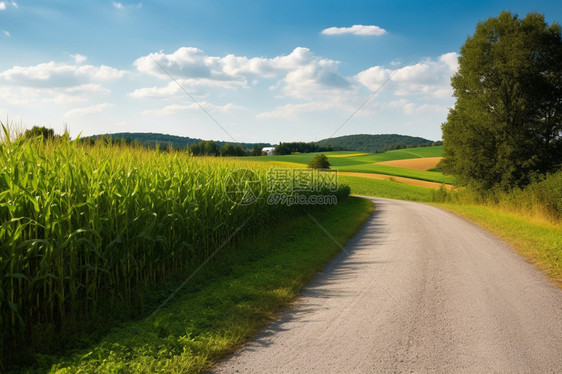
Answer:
xmin=261 ymin=146 xmax=275 ymax=156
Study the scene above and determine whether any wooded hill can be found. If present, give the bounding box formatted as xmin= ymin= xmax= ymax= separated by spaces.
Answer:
xmin=84 ymin=132 xmax=270 ymax=150
xmin=317 ymin=134 xmax=440 ymax=153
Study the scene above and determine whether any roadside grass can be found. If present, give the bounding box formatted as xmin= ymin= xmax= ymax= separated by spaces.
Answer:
xmin=434 ymin=203 xmax=562 ymax=288
xmin=339 ymin=175 xmax=434 ymax=202
xmin=23 ymin=197 xmax=374 ymax=374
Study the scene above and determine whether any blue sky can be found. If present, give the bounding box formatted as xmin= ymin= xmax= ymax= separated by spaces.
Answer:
xmin=1 ymin=1 xmax=561 ymax=143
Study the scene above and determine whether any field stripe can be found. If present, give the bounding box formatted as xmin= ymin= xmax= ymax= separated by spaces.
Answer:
xmin=338 ymin=171 xmax=455 ymax=190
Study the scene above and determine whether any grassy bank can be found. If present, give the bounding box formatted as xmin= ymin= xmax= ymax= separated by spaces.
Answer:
xmin=20 ymin=197 xmax=373 ymax=373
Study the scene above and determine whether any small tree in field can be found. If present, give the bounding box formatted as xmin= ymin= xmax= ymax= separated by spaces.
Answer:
xmin=308 ymin=154 xmax=331 ymax=169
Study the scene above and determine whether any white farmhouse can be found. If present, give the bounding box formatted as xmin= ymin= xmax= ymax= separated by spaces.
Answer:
xmin=261 ymin=147 xmax=275 ymax=156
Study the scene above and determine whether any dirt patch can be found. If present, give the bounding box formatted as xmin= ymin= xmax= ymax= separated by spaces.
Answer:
xmin=376 ymin=157 xmax=443 ymax=171
xmin=339 ymin=171 xmax=455 ymax=190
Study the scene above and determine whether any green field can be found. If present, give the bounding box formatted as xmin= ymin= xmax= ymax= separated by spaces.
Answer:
xmin=243 ymin=146 xmax=452 ymax=184
xmin=245 ymin=146 xmax=443 ymax=165
xmin=339 ymin=175 xmax=435 ymax=202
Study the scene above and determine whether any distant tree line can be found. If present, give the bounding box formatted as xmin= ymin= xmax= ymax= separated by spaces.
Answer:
xmin=189 ymin=140 xmax=268 ymax=156
xmin=274 ymin=142 xmax=336 ymax=155
xmin=387 ymin=140 xmax=442 ymax=151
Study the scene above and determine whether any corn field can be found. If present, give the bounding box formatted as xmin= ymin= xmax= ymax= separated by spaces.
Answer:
xmin=0 ymin=133 xmax=349 ymax=367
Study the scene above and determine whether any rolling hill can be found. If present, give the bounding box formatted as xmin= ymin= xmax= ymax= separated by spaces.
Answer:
xmin=317 ymin=134 xmax=440 ymax=153
xmin=84 ymin=132 xmax=270 ymax=150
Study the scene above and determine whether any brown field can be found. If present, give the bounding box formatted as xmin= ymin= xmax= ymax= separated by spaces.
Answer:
xmin=376 ymin=156 xmax=443 ymax=170
xmin=338 ymin=171 xmax=455 ymax=190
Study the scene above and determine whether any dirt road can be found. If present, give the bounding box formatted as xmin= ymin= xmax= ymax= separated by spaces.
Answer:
xmin=211 ymin=197 xmax=562 ymax=373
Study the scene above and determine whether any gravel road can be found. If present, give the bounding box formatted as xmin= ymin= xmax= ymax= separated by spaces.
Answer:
xmin=211 ymin=197 xmax=562 ymax=373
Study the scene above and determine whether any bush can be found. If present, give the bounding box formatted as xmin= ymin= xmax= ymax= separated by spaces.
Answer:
xmin=308 ymin=154 xmax=331 ymax=169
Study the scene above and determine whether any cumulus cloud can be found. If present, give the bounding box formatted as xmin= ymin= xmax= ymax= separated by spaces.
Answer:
xmin=321 ymin=25 xmax=386 ymax=36
xmin=64 ymin=103 xmax=113 ymax=117
xmin=112 ymin=2 xmax=123 ymax=9
xmin=133 ymin=47 xmax=353 ymax=99
xmin=0 ymin=61 xmax=126 ymax=88
xmin=356 ymin=52 xmax=458 ymax=98
xmin=142 ymin=101 xmax=242 ymax=116
xmin=0 ymin=59 xmax=122 ymax=107
xmin=0 ymin=2 xmax=6 ymax=10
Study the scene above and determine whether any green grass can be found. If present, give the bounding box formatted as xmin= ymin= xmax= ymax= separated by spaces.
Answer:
xmin=434 ymin=203 xmax=562 ymax=287
xmin=17 ymin=197 xmax=374 ymax=373
xmin=339 ymin=175 xmax=434 ymax=202
xmin=337 ymin=164 xmax=453 ymax=184
xmin=244 ymin=146 xmax=443 ymax=165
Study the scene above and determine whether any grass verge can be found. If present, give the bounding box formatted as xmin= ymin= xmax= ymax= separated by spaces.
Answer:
xmin=433 ymin=203 xmax=562 ymax=288
xmin=20 ymin=197 xmax=373 ymax=374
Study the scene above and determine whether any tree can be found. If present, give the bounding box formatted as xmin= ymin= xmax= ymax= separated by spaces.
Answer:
xmin=24 ymin=126 xmax=54 ymax=140
xmin=441 ymin=12 xmax=562 ymax=190
xmin=219 ymin=142 xmax=235 ymax=156
xmin=202 ymin=140 xmax=218 ymax=156
xmin=308 ymin=154 xmax=331 ymax=169
xmin=250 ymin=143 xmax=269 ymax=156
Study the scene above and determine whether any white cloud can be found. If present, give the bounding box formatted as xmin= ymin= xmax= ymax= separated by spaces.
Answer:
xmin=71 ymin=54 xmax=87 ymax=64
xmin=355 ymin=52 xmax=458 ymax=99
xmin=3 ymin=30 xmax=9 ymax=37
xmin=439 ymin=52 xmax=459 ymax=72
xmin=0 ymin=58 xmax=119 ymax=108
xmin=112 ymin=2 xmax=123 ymax=9
xmin=142 ymin=101 xmax=242 ymax=116
xmin=64 ymin=103 xmax=113 ymax=117
xmin=11 ymin=1 xmax=16 ymax=8
xmin=129 ymin=81 xmax=182 ymax=98
xmin=0 ymin=2 xmax=6 ymax=10
xmin=133 ymin=47 xmax=353 ymax=99
xmin=0 ymin=61 xmax=126 ymax=88
xmin=403 ymin=102 xmax=448 ymax=115
xmin=321 ymin=25 xmax=386 ymax=36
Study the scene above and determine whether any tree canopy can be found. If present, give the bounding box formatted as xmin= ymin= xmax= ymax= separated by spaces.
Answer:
xmin=308 ymin=154 xmax=331 ymax=169
xmin=24 ymin=126 xmax=55 ymax=140
xmin=441 ymin=12 xmax=562 ymax=190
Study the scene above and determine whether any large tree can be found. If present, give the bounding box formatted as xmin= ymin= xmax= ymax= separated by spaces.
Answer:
xmin=441 ymin=12 xmax=562 ymax=189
